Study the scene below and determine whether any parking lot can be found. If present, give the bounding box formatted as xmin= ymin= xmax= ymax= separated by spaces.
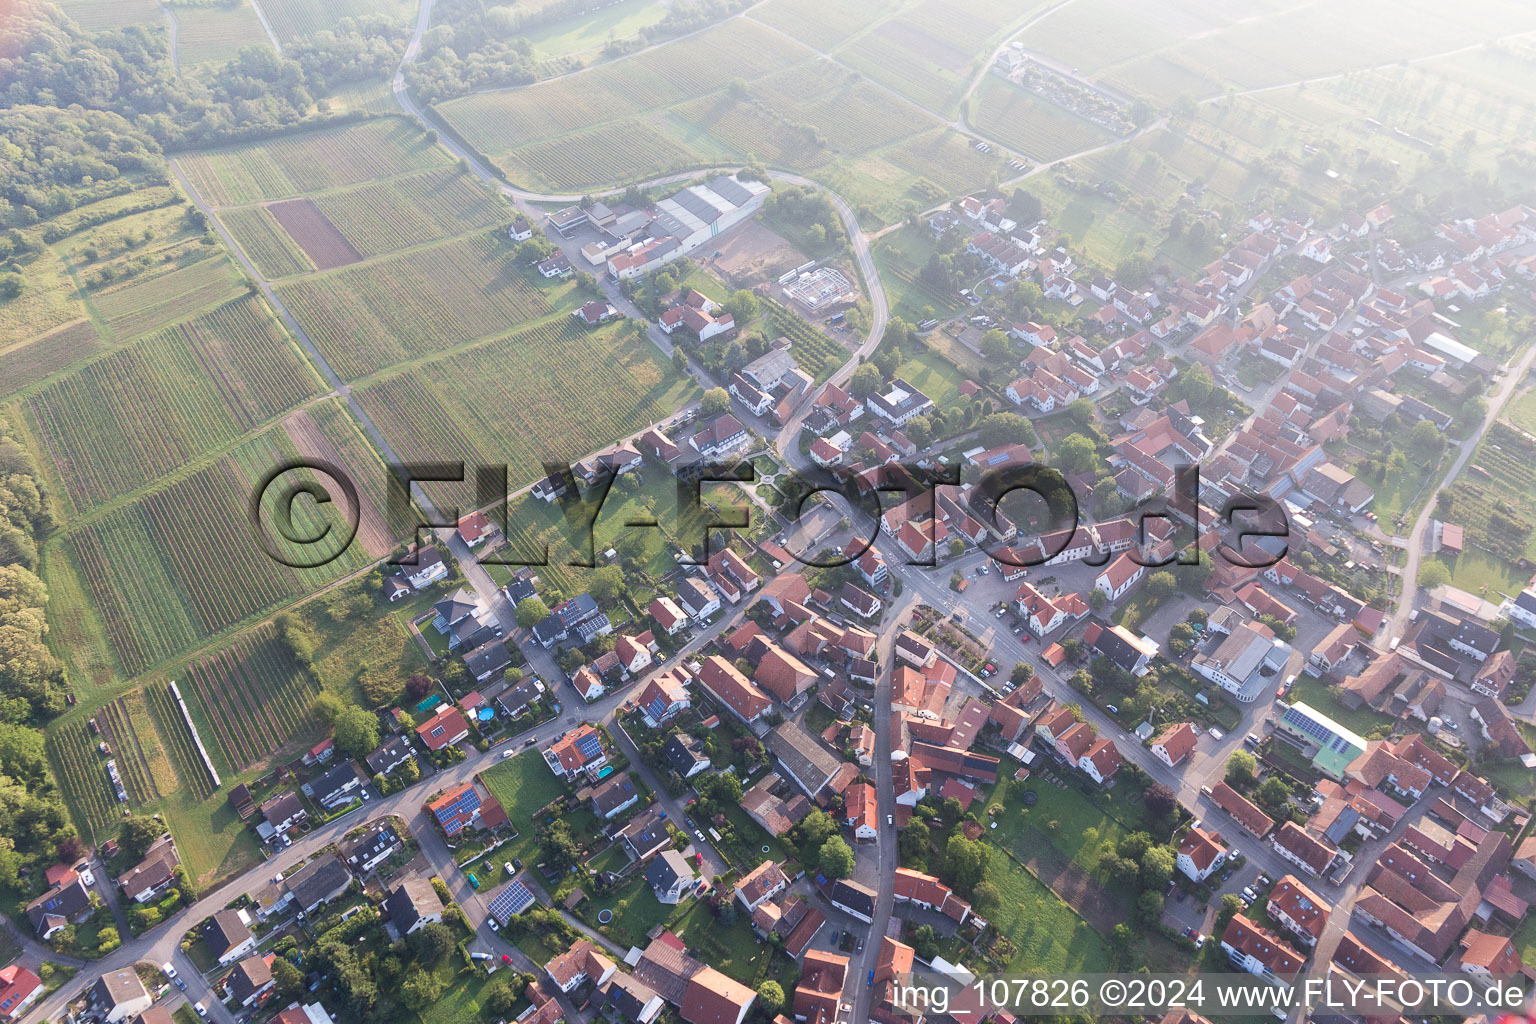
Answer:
xmin=1159 ymin=847 xmax=1272 ymax=946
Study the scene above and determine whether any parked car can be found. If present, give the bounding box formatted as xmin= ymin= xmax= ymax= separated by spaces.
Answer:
xmin=194 ymin=1005 xmax=208 ymax=1019
xmin=1208 ymin=727 xmax=1224 ymax=740
xmin=505 ymin=862 xmax=515 ymax=876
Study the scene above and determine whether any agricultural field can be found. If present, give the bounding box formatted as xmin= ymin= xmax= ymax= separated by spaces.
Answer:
xmin=1169 ymin=0 xmax=1536 ymax=94
xmin=837 ymin=20 xmax=963 ymax=116
xmin=20 ymin=295 xmax=322 ymax=516
xmin=0 ymin=247 xmax=88 ymax=343
xmin=354 ymin=314 xmax=698 ymax=502
xmin=832 ymin=0 xmax=1047 ymax=115
xmin=0 ymin=320 xmax=107 ymax=400
xmin=494 ymin=118 xmax=706 ymax=194
xmin=89 ymin=254 xmax=248 ymax=341
xmin=1438 ymin=422 xmax=1536 ymax=595
xmin=45 ymin=399 xmax=397 ymax=680
xmin=258 ymin=0 xmax=417 ymax=42
xmin=320 ymin=78 xmax=399 ymax=116
xmin=1099 ymin=54 xmax=1223 ymax=107
xmin=972 ymin=78 xmax=1117 ymax=164
xmin=55 ymin=0 xmax=162 ymax=29
xmin=276 ymin=231 xmax=559 ymax=379
xmin=882 ymin=128 xmax=1009 ymax=198
xmin=177 ymin=626 xmax=322 ymax=775
xmin=176 ymin=119 xmax=451 ymax=207
xmin=522 ymin=0 xmax=669 ymax=60
xmin=225 ymin=166 xmax=510 ymax=273
xmin=268 ymin=199 xmax=363 ymax=270
xmin=762 ymin=298 xmax=851 ymax=383
xmin=307 ymin=168 xmax=509 ymax=257
xmin=222 ymin=206 xmax=315 ymax=279
xmin=437 ymin=19 xmax=813 ymax=155
xmin=664 ymin=58 xmax=938 ymax=176
xmin=749 ymin=0 xmax=892 ymax=50
xmin=48 ymin=679 xmax=268 ymax=885
xmin=872 ymin=227 xmax=969 ymax=323
xmin=47 ymin=716 xmax=132 ymax=838
xmin=1016 ymin=0 xmax=1182 ymax=74
xmin=174 ymin=3 xmax=275 ymax=67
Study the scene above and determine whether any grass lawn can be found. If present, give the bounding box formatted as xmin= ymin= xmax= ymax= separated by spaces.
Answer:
xmin=1515 ymin=909 xmax=1536 ymax=967
xmin=871 ymin=227 xmax=966 ymax=323
xmin=157 ymin=785 xmax=266 ymax=890
xmin=1506 ymin=389 xmax=1536 ymax=436
xmin=1362 ymin=448 xmax=1448 ymax=528
xmin=479 ymin=751 xmax=571 ymax=867
xmin=580 ymin=872 xmax=679 ymax=950
xmin=1286 ymin=673 xmax=1391 ymax=738
xmin=523 ymin=0 xmax=668 ymax=59
xmin=897 ymin=347 xmax=968 ymax=408
xmin=720 ymin=802 xmax=793 ymax=869
xmin=512 ymin=926 xmax=564 ymax=967
xmin=413 ymin=968 xmax=495 ymax=1024
xmin=981 ymin=845 xmax=1115 ymax=973
xmin=174 ymin=1006 xmax=200 ymax=1024
xmin=984 ymin=770 xmax=1136 ymax=871
xmin=670 ymin=899 xmax=774 ymax=985
xmin=1441 ymin=548 xmax=1528 ymax=600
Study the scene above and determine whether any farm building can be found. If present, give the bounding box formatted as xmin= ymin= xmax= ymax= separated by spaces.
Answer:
xmin=649 ymin=175 xmax=770 ymax=254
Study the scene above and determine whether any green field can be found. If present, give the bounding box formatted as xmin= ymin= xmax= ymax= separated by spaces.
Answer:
xmin=495 ymin=118 xmax=710 ymax=193
xmin=972 ymin=78 xmax=1117 ymax=164
xmin=354 ymin=314 xmax=698 ymax=497
xmin=897 ymin=347 xmax=968 ymax=407
xmin=522 ymin=0 xmax=670 ymax=59
xmin=90 ymin=255 xmax=248 ymax=340
xmin=751 ymin=0 xmax=892 ymax=50
xmin=983 ymin=844 xmax=1116 ymax=973
xmin=222 ymin=207 xmax=314 ymax=279
xmin=21 ymin=295 xmax=322 ymax=516
xmin=44 ymin=399 xmax=397 ymax=680
xmin=55 ymin=0 xmax=162 ymax=29
xmin=277 ymin=231 xmax=561 ymax=379
xmin=175 ymin=3 xmax=276 ymax=66
xmin=478 ymin=751 xmax=571 ymax=869
xmin=306 ymin=169 xmax=510 ymax=257
xmin=0 ymin=320 xmax=108 ymax=400
xmin=177 ymin=119 xmax=452 ymax=207
xmin=872 ymin=226 xmax=968 ymax=322
xmin=259 ymin=0 xmax=418 ymax=41
xmin=1017 ymin=0 xmax=1183 ymax=74
xmin=438 ymin=19 xmax=814 ymax=153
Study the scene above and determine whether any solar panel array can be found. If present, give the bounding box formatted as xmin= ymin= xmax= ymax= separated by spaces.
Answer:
xmin=577 ymin=732 xmax=603 ymax=760
xmin=488 ymin=879 xmax=535 ymax=923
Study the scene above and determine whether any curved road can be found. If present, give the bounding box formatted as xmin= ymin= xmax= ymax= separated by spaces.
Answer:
xmin=1385 ymin=340 xmax=1536 ymax=642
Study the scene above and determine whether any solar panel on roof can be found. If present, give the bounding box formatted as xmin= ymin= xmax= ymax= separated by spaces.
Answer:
xmin=489 ymin=880 xmax=535 ymax=922
xmin=707 ymin=176 xmax=752 ymax=206
xmin=577 ymin=734 xmax=602 ymax=759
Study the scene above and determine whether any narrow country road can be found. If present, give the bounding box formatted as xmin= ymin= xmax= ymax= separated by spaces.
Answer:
xmin=1384 ymin=339 xmax=1536 ymax=642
